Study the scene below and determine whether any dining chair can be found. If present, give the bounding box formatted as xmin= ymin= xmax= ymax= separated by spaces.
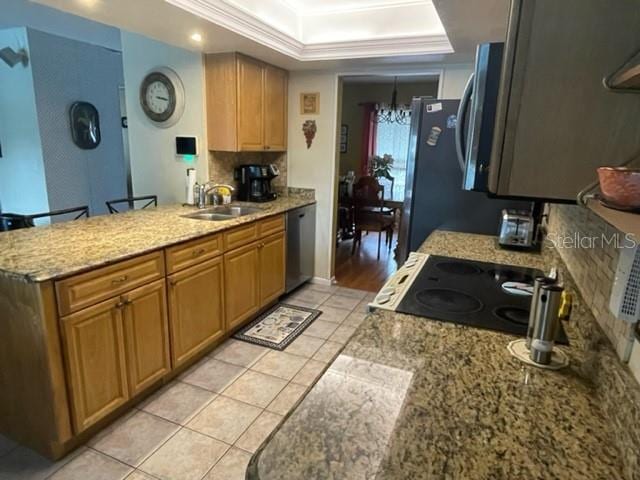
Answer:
xmin=106 ymin=195 xmax=157 ymax=214
xmin=351 ymin=176 xmax=395 ymax=260
xmin=0 ymin=205 xmax=90 ymax=231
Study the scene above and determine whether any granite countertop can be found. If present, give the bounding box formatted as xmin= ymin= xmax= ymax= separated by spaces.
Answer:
xmin=0 ymin=193 xmax=315 ymax=282
xmin=249 ymin=230 xmax=631 ymax=480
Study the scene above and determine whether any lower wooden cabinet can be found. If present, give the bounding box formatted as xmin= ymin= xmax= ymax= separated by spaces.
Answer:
xmin=121 ymin=280 xmax=171 ymax=396
xmin=167 ymin=257 xmax=225 ymax=368
xmin=61 ymin=298 xmax=129 ymax=433
xmin=259 ymin=231 xmax=286 ymax=306
xmin=224 ymin=242 xmax=261 ymax=331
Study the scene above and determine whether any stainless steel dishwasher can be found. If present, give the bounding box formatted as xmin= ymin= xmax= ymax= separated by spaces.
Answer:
xmin=285 ymin=204 xmax=316 ymax=293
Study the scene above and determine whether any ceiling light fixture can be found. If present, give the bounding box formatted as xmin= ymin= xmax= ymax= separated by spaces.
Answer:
xmin=190 ymin=33 xmax=202 ymax=42
xmin=374 ymin=77 xmax=411 ymax=125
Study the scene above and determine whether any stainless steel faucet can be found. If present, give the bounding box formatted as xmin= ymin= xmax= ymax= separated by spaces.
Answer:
xmin=198 ymin=183 xmax=235 ymax=209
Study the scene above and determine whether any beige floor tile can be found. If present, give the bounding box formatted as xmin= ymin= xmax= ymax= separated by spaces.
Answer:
xmin=353 ymin=299 xmax=372 ymax=314
xmin=204 ymin=447 xmax=252 ymax=480
xmin=139 ymin=429 xmax=228 ymax=480
xmin=211 ymin=339 xmax=268 ymax=367
xmin=288 ymin=289 xmax=331 ymax=306
xmin=235 ymin=411 xmax=283 ymax=453
xmin=335 ymin=287 xmax=368 ymax=300
xmin=328 ymin=325 xmax=358 ymax=344
xmin=322 ymin=295 xmax=360 ymax=310
xmin=250 ymin=351 xmax=308 ymax=380
xmin=284 ymin=335 xmax=325 ymax=358
xmin=89 ymin=410 xmax=179 ymax=467
xmin=180 ymin=358 xmax=245 ymax=393
xmin=139 ymin=381 xmax=215 ymax=425
xmin=291 ymin=360 xmax=327 ymax=387
xmin=284 ymin=297 xmax=319 ymax=309
xmin=0 ymin=434 xmax=16 ymax=458
xmin=125 ymin=471 xmax=156 ymax=480
xmin=342 ymin=312 xmax=367 ymax=328
xmin=312 ymin=341 xmax=343 ymax=363
xmin=317 ymin=306 xmax=351 ymax=324
xmin=49 ymin=449 xmax=132 ymax=480
xmin=187 ymin=396 xmax=261 ymax=444
xmin=0 ymin=446 xmax=84 ymax=480
xmin=266 ymin=383 xmax=308 ymax=416
xmin=222 ymin=370 xmax=287 ymax=408
xmin=304 ymin=282 xmax=339 ymax=294
xmin=303 ymin=320 xmax=339 ymax=340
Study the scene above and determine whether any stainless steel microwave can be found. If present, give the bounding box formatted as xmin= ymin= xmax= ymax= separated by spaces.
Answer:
xmin=455 ymin=0 xmax=640 ymax=203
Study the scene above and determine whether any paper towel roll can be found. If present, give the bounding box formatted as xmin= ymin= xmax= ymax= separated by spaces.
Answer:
xmin=186 ymin=168 xmax=196 ymax=205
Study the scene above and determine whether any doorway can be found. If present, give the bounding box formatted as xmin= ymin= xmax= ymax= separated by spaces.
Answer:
xmin=333 ymin=74 xmax=439 ymax=292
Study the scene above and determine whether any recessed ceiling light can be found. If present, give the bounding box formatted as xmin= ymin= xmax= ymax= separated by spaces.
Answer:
xmin=190 ymin=33 xmax=202 ymax=42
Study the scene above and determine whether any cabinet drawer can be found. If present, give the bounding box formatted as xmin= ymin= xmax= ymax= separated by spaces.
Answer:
xmin=259 ymin=214 xmax=285 ymax=237
xmin=56 ymin=252 xmax=165 ymax=316
xmin=165 ymin=234 xmax=223 ymax=274
xmin=224 ymin=222 xmax=259 ymax=251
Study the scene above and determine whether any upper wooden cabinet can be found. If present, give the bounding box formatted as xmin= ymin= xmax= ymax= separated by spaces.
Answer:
xmin=206 ymin=53 xmax=288 ymax=152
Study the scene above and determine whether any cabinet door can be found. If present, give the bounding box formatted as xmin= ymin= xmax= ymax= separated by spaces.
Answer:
xmin=224 ymin=242 xmax=260 ymax=331
xmin=263 ymin=65 xmax=287 ymax=151
xmin=168 ymin=257 xmax=225 ymax=368
xmin=122 ymin=280 xmax=171 ymax=396
xmin=237 ymin=56 xmax=265 ymax=151
xmin=61 ymin=298 xmax=128 ymax=433
xmin=259 ymin=232 xmax=286 ymax=307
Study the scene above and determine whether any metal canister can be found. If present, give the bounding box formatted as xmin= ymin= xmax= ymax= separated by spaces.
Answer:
xmin=526 ymin=276 xmax=556 ymax=349
xmin=530 ymin=284 xmax=564 ymax=365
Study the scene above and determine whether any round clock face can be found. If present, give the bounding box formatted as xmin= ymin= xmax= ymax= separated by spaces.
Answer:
xmin=139 ymin=69 xmax=184 ymax=127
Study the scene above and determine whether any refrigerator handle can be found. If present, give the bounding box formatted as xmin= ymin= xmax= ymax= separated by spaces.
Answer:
xmin=455 ymin=73 xmax=474 ymax=172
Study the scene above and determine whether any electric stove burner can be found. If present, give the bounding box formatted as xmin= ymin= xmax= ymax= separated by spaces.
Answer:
xmin=415 ymin=288 xmax=483 ymax=314
xmin=436 ymin=261 xmax=483 ymax=275
xmin=487 ymin=268 xmax=534 ymax=284
xmin=392 ymin=255 xmax=569 ymax=345
xmin=494 ymin=306 xmax=529 ymax=325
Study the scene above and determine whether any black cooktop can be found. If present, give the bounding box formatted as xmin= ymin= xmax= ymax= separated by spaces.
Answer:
xmin=397 ymin=255 xmax=568 ymax=344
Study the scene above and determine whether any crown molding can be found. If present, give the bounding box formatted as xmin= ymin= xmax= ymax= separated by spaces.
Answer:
xmin=166 ymin=0 xmax=452 ymax=61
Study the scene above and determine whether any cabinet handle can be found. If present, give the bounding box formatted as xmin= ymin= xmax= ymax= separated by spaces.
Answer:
xmin=169 ymin=279 xmax=177 ymax=287
xmin=192 ymin=248 xmax=206 ymax=257
xmin=112 ymin=275 xmax=128 ymax=284
xmin=115 ymin=301 xmax=125 ymax=309
xmin=265 ymin=145 xmax=271 ymax=150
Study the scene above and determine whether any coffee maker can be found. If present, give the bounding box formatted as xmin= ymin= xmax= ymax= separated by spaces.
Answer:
xmin=234 ymin=164 xmax=279 ymax=202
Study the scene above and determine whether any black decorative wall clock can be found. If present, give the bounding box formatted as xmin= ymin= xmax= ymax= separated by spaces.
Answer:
xmin=69 ymin=101 xmax=101 ymax=150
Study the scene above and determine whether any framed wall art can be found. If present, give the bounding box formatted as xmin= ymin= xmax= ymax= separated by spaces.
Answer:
xmin=340 ymin=124 xmax=348 ymax=153
xmin=300 ymin=92 xmax=320 ymax=115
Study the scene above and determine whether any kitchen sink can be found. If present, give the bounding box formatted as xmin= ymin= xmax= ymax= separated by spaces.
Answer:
xmin=182 ymin=205 xmax=263 ymax=221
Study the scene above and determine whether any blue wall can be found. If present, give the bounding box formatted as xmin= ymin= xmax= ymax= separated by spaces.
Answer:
xmin=0 ymin=27 xmax=49 ymax=216
xmin=29 ymin=29 xmax=128 ymax=215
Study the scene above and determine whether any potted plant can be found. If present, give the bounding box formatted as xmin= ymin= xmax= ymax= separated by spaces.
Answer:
xmin=369 ymin=154 xmax=394 ymax=180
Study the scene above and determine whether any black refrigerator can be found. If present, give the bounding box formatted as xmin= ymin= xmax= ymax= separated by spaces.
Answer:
xmin=396 ymin=98 xmax=528 ymax=263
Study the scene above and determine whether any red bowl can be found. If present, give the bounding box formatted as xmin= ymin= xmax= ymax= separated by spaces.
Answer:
xmin=597 ymin=167 xmax=640 ymax=208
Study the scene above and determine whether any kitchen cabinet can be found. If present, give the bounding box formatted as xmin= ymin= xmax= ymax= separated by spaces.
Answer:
xmin=121 ymin=280 xmax=171 ymax=396
xmin=224 ymin=242 xmax=261 ymax=330
xmin=61 ymin=297 xmax=129 ymax=433
xmin=263 ymin=65 xmax=288 ymax=151
xmin=259 ymin=232 xmax=286 ymax=306
xmin=167 ymin=257 xmax=225 ymax=368
xmin=206 ymin=52 xmax=288 ymax=152
xmin=488 ymin=0 xmax=640 ymax=200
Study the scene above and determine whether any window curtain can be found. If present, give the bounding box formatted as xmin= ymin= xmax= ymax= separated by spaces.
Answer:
xmin=360 ymin=103 xmax=377 ymax=175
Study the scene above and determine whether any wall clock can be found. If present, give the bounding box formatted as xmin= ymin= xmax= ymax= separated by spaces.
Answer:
xmin=139 ymin=67 xmax=185 ymax=128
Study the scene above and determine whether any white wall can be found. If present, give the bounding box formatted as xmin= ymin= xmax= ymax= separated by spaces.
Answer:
xmin=121 ymin=31 xmax=207 ymax=205
xmin=287 ymin=71 xmax=340 ymax=283
xmin=438 ymin=63 xmax=474 ymax=99
xmin=0 ymin=28 xmax=49 ymax=215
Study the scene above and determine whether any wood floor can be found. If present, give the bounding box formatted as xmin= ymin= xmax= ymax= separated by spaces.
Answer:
xmin=334 ymin=231 xmax=398 ymax=292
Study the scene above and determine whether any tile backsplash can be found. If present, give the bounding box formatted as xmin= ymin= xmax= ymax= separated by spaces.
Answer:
xmin=547 ymin=204 xmax=635 ymax=360
xmin=207 ymin=151 xmax=287 ymax=189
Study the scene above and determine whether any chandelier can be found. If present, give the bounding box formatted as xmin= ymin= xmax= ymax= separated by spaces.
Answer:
xmin=374 ymin=76 xmax=412 ymax=125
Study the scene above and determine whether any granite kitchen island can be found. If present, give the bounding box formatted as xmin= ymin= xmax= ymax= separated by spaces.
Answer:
xmin=249 ymin=230 xmax=640 ymax=479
